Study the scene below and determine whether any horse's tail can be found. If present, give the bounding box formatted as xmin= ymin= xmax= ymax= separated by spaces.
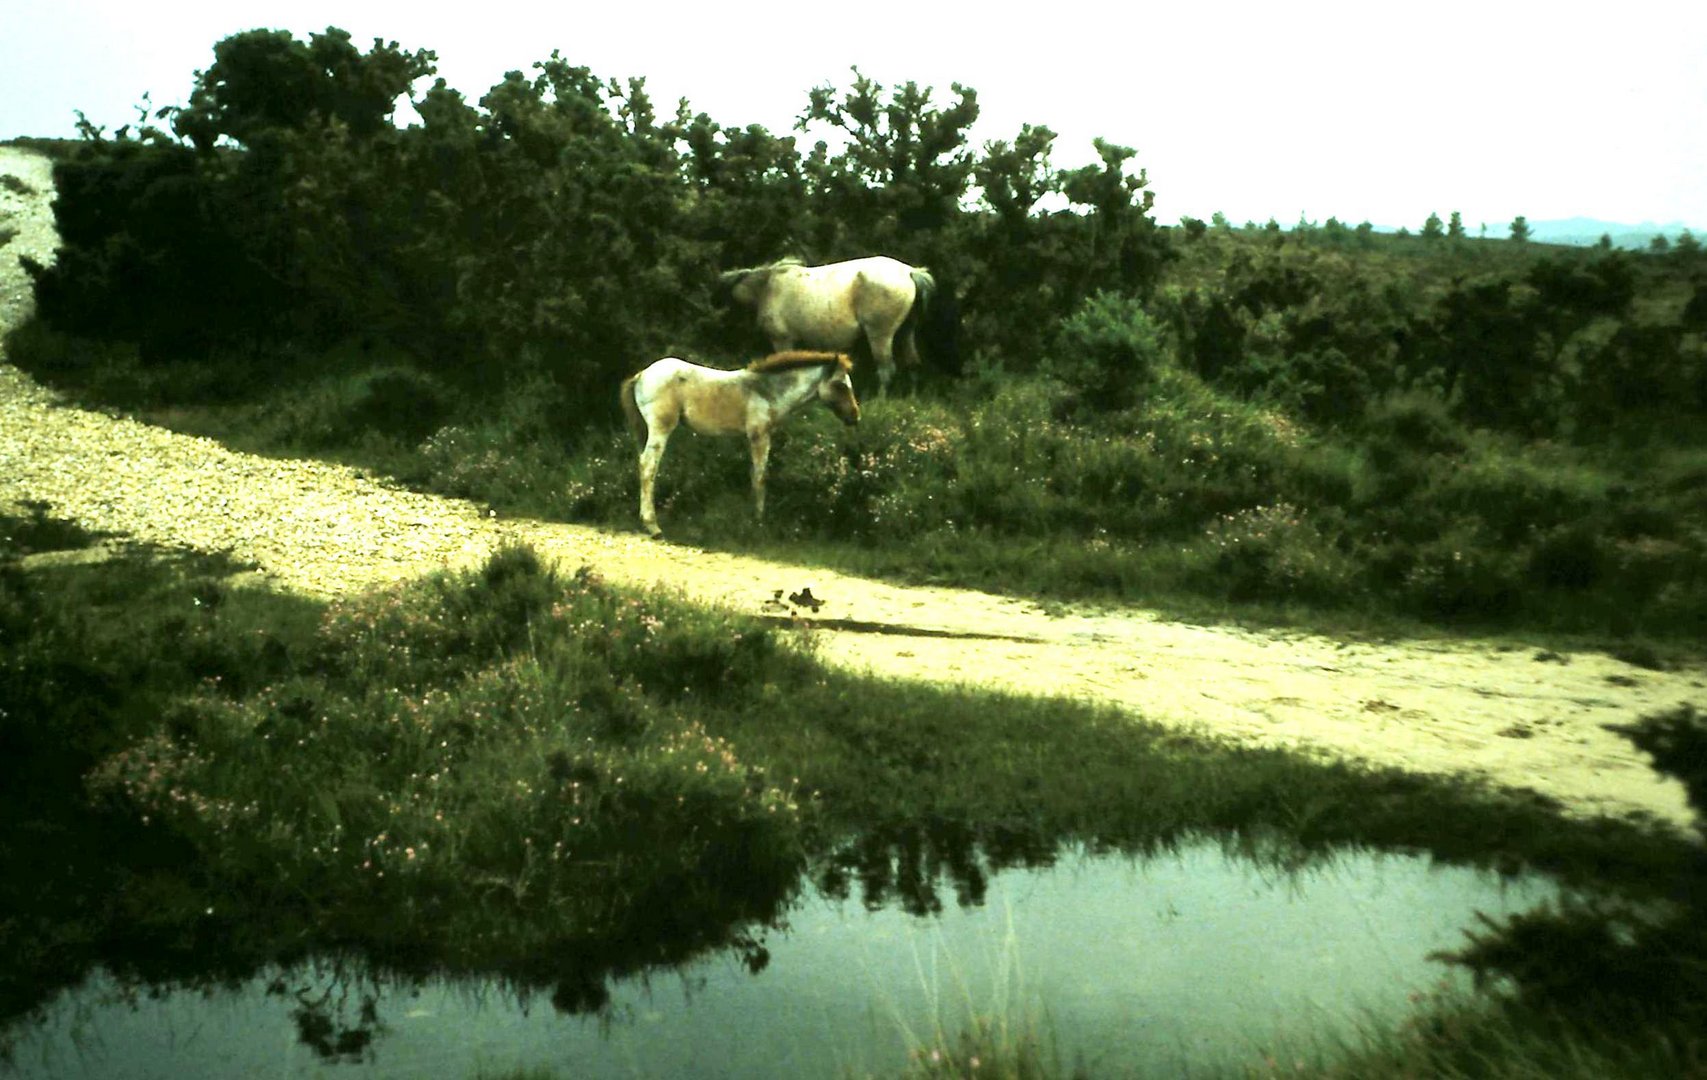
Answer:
xmin=899 ymin=268 xmax=962 ymax=378
xmin=619 ymin=373 xmax=646 ymax=446
xmin=895 ymin=268 xmax=936 ymax=366
xmin=909 ymin=268 xmax=937 ymax=317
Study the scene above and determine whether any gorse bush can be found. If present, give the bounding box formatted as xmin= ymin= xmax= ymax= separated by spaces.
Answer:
xmin=1045 ymin=290 xmax=1168 ymax=412
xmin=26 ymin=27 xmax=1171 ymax=431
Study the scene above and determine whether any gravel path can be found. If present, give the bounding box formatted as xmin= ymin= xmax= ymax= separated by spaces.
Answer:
xmin=3 ymin=145 xmax=1701 ymax=830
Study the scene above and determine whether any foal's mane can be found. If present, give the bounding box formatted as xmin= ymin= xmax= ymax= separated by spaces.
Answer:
xmin=745 ymin=350 xmax=853 ymax=375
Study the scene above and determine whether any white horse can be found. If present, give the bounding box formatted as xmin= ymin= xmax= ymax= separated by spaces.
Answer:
xmin=718 ymin=256 xmax=936 ymax=397
xmin=619 ymin=350 xmax=861 ymax=538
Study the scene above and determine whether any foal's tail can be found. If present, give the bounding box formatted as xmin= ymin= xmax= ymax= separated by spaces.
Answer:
xmin=619 ymin=374 xmax=646 ymax=446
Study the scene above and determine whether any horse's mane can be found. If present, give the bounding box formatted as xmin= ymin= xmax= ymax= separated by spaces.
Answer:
xmin=745 ymin=350 xmax=853 ymax=374
xmin=719 ymin=255 xmax=806 ymax=287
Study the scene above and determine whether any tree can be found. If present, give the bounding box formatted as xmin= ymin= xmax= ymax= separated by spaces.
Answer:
xmin=1650 ymin=234 xmax=1672 ymax=254
xmin=975 ymin=123 xmax=1059 ymax=225
xmin=171 ymin=27 xmax=435 ymax=152
xmin=799 ymin=68 xmax=980 ymax=251
xmin=1059 ymin=137 xmax=1171 ymax=296
xmin=1510 ymin=215 xmax=1531 ymax=242
xmin=1422 ymin=211 xmax=1445 ymax=240
xmin=1448 ymin=211 xmax=1465 ymax=240
xmin=682 ymin=114 xmax=810 ymax=266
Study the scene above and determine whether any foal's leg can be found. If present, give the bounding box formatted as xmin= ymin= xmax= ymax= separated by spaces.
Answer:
xmin=637 ymin=421 xmax=675 ymax=537
xmin=747 ymin=426 xmax=772 ymax=521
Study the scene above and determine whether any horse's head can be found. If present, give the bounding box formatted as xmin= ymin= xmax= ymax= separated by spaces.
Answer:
xmin=718 ymin=257 xmax=806 ymax=307
xmin=818 ymin=356 xmax=860 ymax=426
xmin=716 ymin=267 xmax=757 ymax=307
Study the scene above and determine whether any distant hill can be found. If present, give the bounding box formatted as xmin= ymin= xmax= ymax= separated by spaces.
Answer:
xmin=1517 ymin=217 xmax=1698 ymax=250
xmin=1251 ymin=215 xmax=1701 ymax=250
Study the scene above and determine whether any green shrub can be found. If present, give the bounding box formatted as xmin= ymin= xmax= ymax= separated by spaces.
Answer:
xmin=63 ymin=544 xmax=808 ymax=982
xmin=346 ymin=368 xmax=450 ymax=444
xmin=1527 ymin=523 xmax=1610 ymax=590
xmin=1195 ymin=502 xmax=1359 ymax=604
xmin=1362 ymin=389 xmax=1469 ymax=464
xmin=1423 ymin=452 xmax=1610 ymax=545
xmin=1398 ymin=524 xmax=1524 ymax=620
xmin=1045 ymin=291 xmax=1169 ymax=413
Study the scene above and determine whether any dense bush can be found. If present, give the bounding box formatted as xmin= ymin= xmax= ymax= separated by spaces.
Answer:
xmin=25 ymin=28 xmax=1172 ymax=433
xmin=1046 ymin=290 xmax=1168 ymax=412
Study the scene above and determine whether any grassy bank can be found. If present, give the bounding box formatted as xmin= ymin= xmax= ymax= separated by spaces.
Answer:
xmin=4 ymin=516 xmax=1704 ymax=1075
xmin=13 ymin=312 xmax=1705 ymax=656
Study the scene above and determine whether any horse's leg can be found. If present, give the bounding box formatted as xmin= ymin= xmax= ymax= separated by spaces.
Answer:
xmin=638 ymin=424 xmax=674 ymax=538
xmin=866 ymin=326 xmax=897 ymax=398
xmin=747 ymin=426 xmax=772 ymax=521
xmin=896 ymin=321 xmax=922 ymax=369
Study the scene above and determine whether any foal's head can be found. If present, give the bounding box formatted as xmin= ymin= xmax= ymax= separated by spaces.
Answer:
xmin=748 ymin=350 xmax=861 ymax=426
xmin=818 ymin=360 xmax=861 ymax=426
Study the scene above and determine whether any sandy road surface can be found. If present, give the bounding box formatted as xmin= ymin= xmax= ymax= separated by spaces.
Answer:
xmin=3 ymin=146 xmax=1700 ymax=829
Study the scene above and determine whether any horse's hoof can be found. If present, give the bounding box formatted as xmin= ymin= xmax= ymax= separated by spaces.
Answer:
xmin=643 ymin=525 xmax=664 ymax=540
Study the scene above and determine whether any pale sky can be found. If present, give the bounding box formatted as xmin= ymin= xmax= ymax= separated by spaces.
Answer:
xmin=3 ymin=0 xmax=1704 ymax=231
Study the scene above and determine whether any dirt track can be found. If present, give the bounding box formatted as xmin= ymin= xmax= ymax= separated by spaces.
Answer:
xmin=3 ymin=146 xmax=1701 ymax=829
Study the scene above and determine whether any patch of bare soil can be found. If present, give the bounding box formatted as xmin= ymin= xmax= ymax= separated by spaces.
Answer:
xmin=2 ymin=146 xmax=1699 ymax=829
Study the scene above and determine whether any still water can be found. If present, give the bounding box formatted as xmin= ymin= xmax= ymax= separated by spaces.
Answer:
xmin=3 ymin=841 xmax=1557 ymax=1079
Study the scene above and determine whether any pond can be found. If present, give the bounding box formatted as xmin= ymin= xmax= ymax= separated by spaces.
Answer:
xmin=2 ymin=839 xmax=1557 ymax=1079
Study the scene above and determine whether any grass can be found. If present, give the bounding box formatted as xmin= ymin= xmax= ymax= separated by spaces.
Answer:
xmin=1256 ymin=989 xmax=1707 ymax=1080
xmin=4 ymin=512 xmax=1706 ymax=1076
xmin=13 ymin=311 xmax=1703 ymax=656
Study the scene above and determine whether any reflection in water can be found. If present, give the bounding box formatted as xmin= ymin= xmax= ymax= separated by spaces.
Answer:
xmin=816 ymin=821 xmax=1067 ymax=915
xmin=271 ymin=970 xmax=383 ymax=1063
xmin=2 ymin=840 xmax=1559 ymax=1080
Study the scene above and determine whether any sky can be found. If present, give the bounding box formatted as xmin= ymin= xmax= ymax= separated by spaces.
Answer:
xmin=4 ymin=0 xmax=1706 ymax=232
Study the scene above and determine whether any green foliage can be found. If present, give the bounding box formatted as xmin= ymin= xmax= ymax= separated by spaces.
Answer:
xmin=2 ymin=542 xmax=807 ymax=1004
xmin=171 ymin=28 xmax=435 ymax=150
xmin=1045 ymin=291 xmax=1168 ymax=411
xmin=28 ymin=25 xmax=1184 ymax=425
xmin=1196 ymin=502 xmax=1359 ymax=605
xmin=800 ymin=67 xmax=980 ymax=248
